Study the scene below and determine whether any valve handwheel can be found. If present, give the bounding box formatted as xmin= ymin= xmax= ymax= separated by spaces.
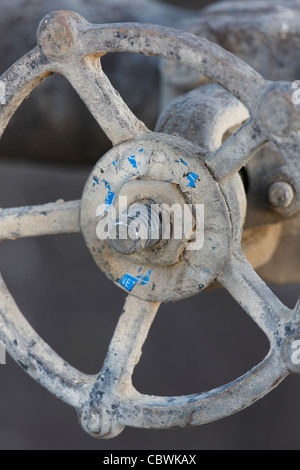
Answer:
xmin=0 ymin=10 xmax=300 ymax=438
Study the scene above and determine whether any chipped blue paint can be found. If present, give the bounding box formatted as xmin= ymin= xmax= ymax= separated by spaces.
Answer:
xmin=186 ymin=172 xmax=199 ymax=188
xmin=138 ymin=269 xmax=152 ymax=286
xmin=139 ymin=148 xmax=144 ymax=152
xmin=207 ymin=237 xmax=216 ymax=250
xmin=119 ymin=269 xmax=152 ymax=292
xmin=112 ymin=160 xmax=118 ymax=167
xmin=128 ymin=155 xmax=137 ymax=168
xmin=92 ymin=176 xmax=99 ymax=186
xmin=102 ymin=180 xmax=115 ymax=212
xmin=119 ymin=273 xmax=139 ymax=292
xmin=175 ymin=158 xmax=188 ymax=166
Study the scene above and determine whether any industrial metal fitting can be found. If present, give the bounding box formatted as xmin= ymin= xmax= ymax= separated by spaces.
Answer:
xmin=108 ymin=200 xmax=161 ymax=254
xmin=268 ymin=181 xmax=294 ymax=208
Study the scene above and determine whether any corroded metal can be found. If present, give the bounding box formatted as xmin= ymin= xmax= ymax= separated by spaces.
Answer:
xmin=0 ymin=10 xmax=300 ymax=439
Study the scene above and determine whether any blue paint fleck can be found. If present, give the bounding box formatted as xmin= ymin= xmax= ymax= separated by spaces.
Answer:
xmin=186 ymin=172 xmax=199 ymax=188
xmin=207 ymin=237 xmax=216 ymax=250
xmin=176 ymin=158 xmax=188 ymax=166
xmin=138 ymin=269 xmax=152 ymax=286
xmin=128 ymin=155 xmax=137 ymax=168
xmin=102 ymin=180 xmax=115 ymax=212
xmin=139 ymin=148 xmax=143 ymax=152
xmin=119 ymin=269 xmax=152 ymax=292
xmin=93 ymin=176 xmax=99 ymax=186
xmin=112 ymin=160 xmax=118 ymax=167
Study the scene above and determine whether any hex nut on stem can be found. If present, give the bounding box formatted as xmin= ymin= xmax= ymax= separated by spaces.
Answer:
xmin=108 ymin=201 xmax=162 ymax=254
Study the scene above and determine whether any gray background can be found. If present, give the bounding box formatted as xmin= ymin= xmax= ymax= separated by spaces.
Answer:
xmin=0 ymin=0 xmax=300 ymax=450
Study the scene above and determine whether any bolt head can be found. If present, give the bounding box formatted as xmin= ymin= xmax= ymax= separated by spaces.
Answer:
xmin=268 ymin=181 xmax=294 ymax=208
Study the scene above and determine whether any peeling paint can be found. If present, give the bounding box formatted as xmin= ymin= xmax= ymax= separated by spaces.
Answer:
xmin=93 ymin=176 xmax=99 ymax=186
xmin=186 ymin=172 xmax=199 ymax=188
xmin=119 ymin=269 xmax=152 ymax=292
xmin=176 ymin=157 xmax=188 ymax=166
xmin=138 ymin=269 xmax=152 ymax=285
xmin=102 ymin=180 xmax=115 ymax=212
xmin=128 ymin=155 xmax=137 ymax=168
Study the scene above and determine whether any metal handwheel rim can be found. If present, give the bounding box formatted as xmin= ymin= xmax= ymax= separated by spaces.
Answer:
xmin=0 ymin=10 xmax=299 ymax=438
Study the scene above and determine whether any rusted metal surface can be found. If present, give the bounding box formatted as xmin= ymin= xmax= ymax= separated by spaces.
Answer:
xmin=1 ymin=9 xmax=300 ymax=439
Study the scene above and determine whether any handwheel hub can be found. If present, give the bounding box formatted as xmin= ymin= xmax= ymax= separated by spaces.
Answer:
xmin=80 ymin=133 xmax=239 ymax=302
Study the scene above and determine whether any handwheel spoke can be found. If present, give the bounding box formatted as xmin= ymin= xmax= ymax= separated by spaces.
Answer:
xmin=77 ymin=295 xmax=160 ymax=438
xmin=0 ymin=200 xmax=81 ymax=240
xmin=57 ymin=55 xmax=151 ymax=146
xmin=95 ymin=295 xmax=160 ymax=396
xmin=204 ymin=118 xmax=268 ymax=181
xmin=217 ymin=249 xmax=291 ymax=343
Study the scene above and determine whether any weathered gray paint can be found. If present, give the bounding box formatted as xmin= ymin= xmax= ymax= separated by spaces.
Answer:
xmin=0 ymin=9 xmax=300 ymax=439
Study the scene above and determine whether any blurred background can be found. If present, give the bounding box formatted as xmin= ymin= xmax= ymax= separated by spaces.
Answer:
xmin=0 ymin=0 xmax=300 ymax=450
